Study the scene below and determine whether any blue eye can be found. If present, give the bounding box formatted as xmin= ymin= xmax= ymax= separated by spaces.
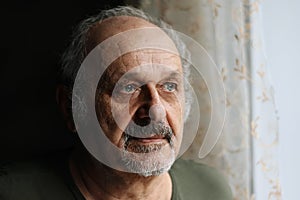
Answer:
xmin=122 ymin=84 xmax=137 ymax=94
xmin=162 ymin=82 xmax=177 ymax=92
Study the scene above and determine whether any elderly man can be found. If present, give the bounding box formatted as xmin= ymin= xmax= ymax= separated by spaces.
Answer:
xmin=0 ymin=6 xmax=232 ymax=200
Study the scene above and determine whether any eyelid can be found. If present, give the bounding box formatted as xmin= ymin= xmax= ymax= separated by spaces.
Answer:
xmin=160 ymin=82 xmax=178 ymax=92
xmin=116 ymin=82 xmax=141 ymax=94
xmin=159 ymin=78 xmax=179 ymax=86
xmin=116 ymin=79 xmax=143 ymax=86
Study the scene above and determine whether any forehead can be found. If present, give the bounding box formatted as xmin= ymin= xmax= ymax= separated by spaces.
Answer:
xmin=101 ymin=49 xmax=182 ymax=89
xmin=86 ymin=15 xmax=179 ymax=57
xmin=86 ymin=16 xmax=183 ymax=84
xmin=87 ymin=16 xmax=158 ymax=46
xmin=113 ymin=49 xmax=182 ymax=72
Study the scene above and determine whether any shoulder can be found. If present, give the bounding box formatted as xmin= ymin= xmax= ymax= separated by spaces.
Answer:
xmin=0 ymin=151 xmax=75 ymax=200
xmin=169 ymin=159 xmax=233 ymax=200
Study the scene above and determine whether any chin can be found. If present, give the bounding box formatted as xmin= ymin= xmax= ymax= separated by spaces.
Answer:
xmin=121 ymin=142 xmax=176 ymax=177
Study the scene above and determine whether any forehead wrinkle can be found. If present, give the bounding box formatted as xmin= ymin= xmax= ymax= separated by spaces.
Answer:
xmin=135 ymin=52 xmax=143 ymax=67
xmin=122 ymin=69 xmax=182 ymax=83
xmin=100 ymin=49 xmax=182 ymax=91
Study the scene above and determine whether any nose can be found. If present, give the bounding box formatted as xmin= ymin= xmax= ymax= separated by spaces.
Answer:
xmin=149 ymin=104 xmax=166 ymax=122
xmin=134 ymin=83 xmax=166 ymax=123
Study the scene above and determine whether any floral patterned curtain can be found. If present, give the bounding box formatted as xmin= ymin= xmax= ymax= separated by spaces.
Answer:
xmin=135 ymin=0 xmax=282 ymax=199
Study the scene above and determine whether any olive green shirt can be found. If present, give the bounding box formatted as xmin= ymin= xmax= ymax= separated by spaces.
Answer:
xmin=0 ymin=152 xmax=232 ymax=200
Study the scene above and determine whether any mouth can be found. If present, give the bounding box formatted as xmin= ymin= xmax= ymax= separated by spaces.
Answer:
xmin=122 ymin=121 xmax=174 ymax=153
xmin=122 ymin=133 xmax=174 ymax=153
xmin=127 ymin=134 xmax=168 ymax=144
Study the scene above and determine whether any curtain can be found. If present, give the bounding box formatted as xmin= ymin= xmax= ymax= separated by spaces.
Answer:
xmin=135 ymin=0 xmax=282 ymax=199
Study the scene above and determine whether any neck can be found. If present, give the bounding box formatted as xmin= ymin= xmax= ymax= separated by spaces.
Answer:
xmin=69 ymin=147 xmax=173 ymax=200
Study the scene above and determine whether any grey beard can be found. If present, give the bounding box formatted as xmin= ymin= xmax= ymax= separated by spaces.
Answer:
xmin=123 ymin=121 xmax=174 ymax=150
xmin=120 ymin=121 xmax=176 ymax=177
xmin=121 ymin=148 xmax=175 ymax=177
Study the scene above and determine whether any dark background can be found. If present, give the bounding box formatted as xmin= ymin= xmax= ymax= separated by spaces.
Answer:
xmin=0 ymin=0 xmax=140 ymax=160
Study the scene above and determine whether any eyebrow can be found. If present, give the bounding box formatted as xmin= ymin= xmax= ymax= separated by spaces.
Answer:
xmin=165 ymin=72 xmax=182 ymax=79
xmin=112 ymin=71 xmax=183 ymax=92
xmin=121 ymin=71 xmax=182 ymax=81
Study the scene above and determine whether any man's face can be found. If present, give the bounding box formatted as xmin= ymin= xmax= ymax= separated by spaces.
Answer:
xmin=84 ymin=16 xmax=185 ymax=176
xmin=96 ymin=49 xmax=184 ymax=176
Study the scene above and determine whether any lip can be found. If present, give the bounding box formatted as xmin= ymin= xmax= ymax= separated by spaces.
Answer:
xmin=129 ymin=135 xmax=166 ymax=143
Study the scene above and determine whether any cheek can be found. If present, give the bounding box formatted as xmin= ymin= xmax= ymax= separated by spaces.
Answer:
xmin=164 ymin=100 xmax=184 ymax=134
xmin=161 ymin=90 xmax=185 ymax=120
xmin=110 ymin=99 xmax=133 ymax=132
xmin=165 ymin=102 xmax=184 ymax=154
xmin=96 ymin=94 xmax=124 ymax=143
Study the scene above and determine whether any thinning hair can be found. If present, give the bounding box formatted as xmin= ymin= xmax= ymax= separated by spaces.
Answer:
xmin=59 ymin=6 xmax=192 ymax=121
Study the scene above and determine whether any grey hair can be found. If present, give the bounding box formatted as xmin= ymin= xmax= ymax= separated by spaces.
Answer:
xmin=59 ymin=6 xmax=192 ymax=121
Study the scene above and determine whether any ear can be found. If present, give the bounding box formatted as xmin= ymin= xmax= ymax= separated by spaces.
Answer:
xmin=56 ymin=84 xmax=76 ymax=132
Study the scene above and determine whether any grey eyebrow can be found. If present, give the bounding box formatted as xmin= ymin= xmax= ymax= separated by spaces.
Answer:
xmin=115 ymin=70 xmax=183 ymax=86
xmin=166 ymin=72 xmax=182 ymax=79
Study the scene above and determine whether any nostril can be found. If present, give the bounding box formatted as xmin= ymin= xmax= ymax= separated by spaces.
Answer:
xmin=133 ymin=116 xmax=151 ymax=126
xmin=133 ymin=104 xmax=165 ymax=126
xmin=133 ymin=105 xmax=151 ymax=126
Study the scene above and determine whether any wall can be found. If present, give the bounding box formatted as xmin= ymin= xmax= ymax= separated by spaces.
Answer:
xmin=261 ymin=0 xmax=300 ymax=199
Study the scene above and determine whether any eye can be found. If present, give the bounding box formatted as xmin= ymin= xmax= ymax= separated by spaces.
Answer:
xmin=121 ymin=84 xmax=138 ymax=94
xmin=162 ymin=82 xmax=177 ymax=92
